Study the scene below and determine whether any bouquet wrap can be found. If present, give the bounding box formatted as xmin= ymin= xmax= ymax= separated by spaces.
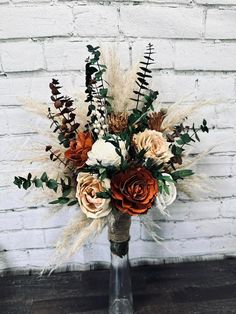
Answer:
xmin=108 ymin=213 xmax=131 ymax=257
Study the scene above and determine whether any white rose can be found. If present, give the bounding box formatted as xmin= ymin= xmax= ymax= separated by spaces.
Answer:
xmin=86 ymin=137 xmax=127 ymax=167
xmin=76 ymin=172 xmax=112 ymax=219
xmin=156 ymin=173 xmax=177 ymax=211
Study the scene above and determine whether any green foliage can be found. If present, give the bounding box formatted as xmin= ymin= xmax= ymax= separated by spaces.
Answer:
xmin=169 ymin=119 xmax=209 ymax=169
xmin=171 ymin=169 xmax=194 ymax=181
xmin=96 ymin=191 xmax=111 ymax=199
xmin=67 ymin=199 xmax=78 ymax=206
xmin=34 ymin=178 xmax=43 ymax=188
xmin=132 ymin=43 xmax=156 ymax=109
xmin=200 ymin=119 xmax=209 ymax=133
xmin=41 ymin=172 xmax=48 ymax=182
xmin=158 ymin=179 xmax=170 ymax=195
xmin=13 ymin=172 xmax=76 ymax=206
xmin=176 ymin=133 xmax=195 ymax=146
xmin=142 ymin=89 xmax=158 ymax=113
xmin=46 ymin=179 xmax=58 ymax=192
xmin=171 ymin=144 xmax=184 ymax=157
xmin=85 ymin=45 xmax=112 ymax=137
xmin=49 ymin=197 xmax=70 ymax=205
xmin=103 ymin=134 xmax=128 ymax=170
xmin=99 ymin=88 xmax=108 ymax=98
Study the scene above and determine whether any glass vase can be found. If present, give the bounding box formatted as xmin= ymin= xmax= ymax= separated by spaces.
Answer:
xmin=108 ymin=213 xmax=133 ymax=313
xmin=109 ymin=247 xmax=133 ymax=314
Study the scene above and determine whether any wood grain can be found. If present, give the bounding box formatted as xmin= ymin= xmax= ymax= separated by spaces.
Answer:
xmin=0 ymin=258 xmax=236 ymax=313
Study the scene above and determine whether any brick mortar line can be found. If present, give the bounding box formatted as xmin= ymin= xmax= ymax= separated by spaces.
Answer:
xmin=1 ymin=2 xmax=236 ymax=9
xmin=2 ymin=37 xmax=236 ymax=45
xmin=1 ymin=69 xmax=236 ymax=78
xmin=0 ymin=217 xmax=234 ymax=234
xmin=1 ymin=234 xmax=235 ymax=254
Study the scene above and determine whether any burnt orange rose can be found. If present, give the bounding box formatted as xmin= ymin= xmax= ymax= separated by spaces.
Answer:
xmin=65 ymin=132 xmax=93 ymax=168
xmin=111 ymin=167 xmax=158 ymax=216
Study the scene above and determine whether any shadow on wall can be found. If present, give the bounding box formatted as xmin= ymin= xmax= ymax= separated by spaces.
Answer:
xmin=0 ymin=248 xmax=9 ymax=272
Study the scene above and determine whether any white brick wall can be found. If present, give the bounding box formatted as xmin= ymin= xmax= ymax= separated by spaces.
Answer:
xmin=0 ymin=0 xmax=236 ymax=273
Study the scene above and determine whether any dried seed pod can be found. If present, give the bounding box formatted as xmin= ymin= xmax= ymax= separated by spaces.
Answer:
xmin=70 ymin=123 xmax=80 ymax=132
xmin=45 ymin=145 xmax=52 ymax=152
xmin=54 ymin=100 xmax=63 ymax=109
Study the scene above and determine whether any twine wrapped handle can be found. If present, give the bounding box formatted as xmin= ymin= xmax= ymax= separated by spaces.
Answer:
xmin=108 ymin=212 xmax=131 ymax=257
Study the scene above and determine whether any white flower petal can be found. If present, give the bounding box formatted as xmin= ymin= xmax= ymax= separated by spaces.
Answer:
xmin=156 ymin=173 xmax=177 ymax=210
xmin=86 ymin=137 xmax=127 ymax=167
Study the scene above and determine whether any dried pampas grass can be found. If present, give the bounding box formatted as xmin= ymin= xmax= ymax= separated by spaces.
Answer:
xmin=44 ymin=212 xmax=110 ymax=273
xmin=140 ymin=214 xmax=174 ymax=254
xmin=161 ymin=98 xmax=216 ymax=132
xmin=176 ymin=174 xmax=213 ymax=200
xmin=102 ymin=48 xmax=138 ymax=113
xmin=177 ymin=146 xmax=217 ymax=170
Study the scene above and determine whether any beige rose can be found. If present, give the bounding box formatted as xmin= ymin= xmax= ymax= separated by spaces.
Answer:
xmin=133 ymin=130 xmax=172 ymax=163
xmin=76 ymin=173 xmax=112 ymax=219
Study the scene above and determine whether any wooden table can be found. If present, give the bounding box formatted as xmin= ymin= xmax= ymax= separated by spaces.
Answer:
xmin=1 ymin=258 xmax=236 ymax=313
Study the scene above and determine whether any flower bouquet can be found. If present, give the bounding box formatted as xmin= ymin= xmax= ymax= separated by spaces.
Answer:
xmin=14 ymin=44 xmax=211 ymax=312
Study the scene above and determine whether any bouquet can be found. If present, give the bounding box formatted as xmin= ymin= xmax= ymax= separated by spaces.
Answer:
xmin=14 ymin=44 xmax=210 ymax=262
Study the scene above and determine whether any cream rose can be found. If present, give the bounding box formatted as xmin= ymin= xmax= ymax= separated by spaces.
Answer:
xmin=133 ymin=129 xmax=172 ymax=163
xmin=156 ymin=173 xmax=177 ymax=211
xmin=86 ymin=137 xmax=127 ymax=167
xmin=76 ymin=173 xmax=112 ymax=219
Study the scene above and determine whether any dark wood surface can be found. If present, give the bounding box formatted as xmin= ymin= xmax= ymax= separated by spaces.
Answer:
xmin=1 ymin=258 xmax=236 ymax=313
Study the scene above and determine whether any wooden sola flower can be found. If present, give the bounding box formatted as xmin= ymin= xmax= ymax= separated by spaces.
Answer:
xmin=108 ymin=112 xmax=128 ymax=134
xmin=13 ymin=43 xmax=210 ymax=260
xmin=64 ymin=131 xmax=93 ymax=168
xmin=111 ymin=167 xmax=158 ymax=216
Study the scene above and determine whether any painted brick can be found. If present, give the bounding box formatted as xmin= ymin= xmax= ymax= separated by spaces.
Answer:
xmin=0 ymin=6 xmax=73 ymax=39
xmin=0 ymin=107 xmax=42 ymax=136
xmin=44 ymin=228 xmax=62 ymax=247
xmin=220 ymin=198 xmax=236 ymax=218
xmin=175 ymin=41 xmax=236 ymax=71
xmin=45 ymin=40 xmax=130 ymax=71
xmin=0 ymin=250 xmax=28 ymax=271
xmin=206 ymin=9 xmax=236 ymax=39
xmin=22 ymin=207 xmax=77 ymax=229
xmin=151 ymin=74 xmax=235 ymax=103
xmin=145 ymin=200 xmax=219 ymax=223
xmin=0 ymin=211 xmax=23 ymax=231
xmin=1 ymin=42 xmax=44 ymax=73
xmin=13 ymin=0 xmax=50 ymax=3
xmin=0 ymin=186 xmax=27 ymax=210
xmin=215 ymin=102 xmax=236 ymax=129
xmin=190 ymin=129 xmax=236 ymax=154
xmin=197 ymin=0 xmax=236 ymax=4
xmin=120 ymin=6 xmax=203 ymax=39
xmin=180 ymin=237 xmax=236 ymax=255
xmin=141 ymin=219 xmax=232 ymax=241
xmin=131 ymin=40 xmax=174 ymax=69
xmin=0 ymin=75 xmax=73 ymax=106
xmin=0 ymin=230 xmax=44 ymax=250
xmin=74 ymin=6 xmax=119 ymax=37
